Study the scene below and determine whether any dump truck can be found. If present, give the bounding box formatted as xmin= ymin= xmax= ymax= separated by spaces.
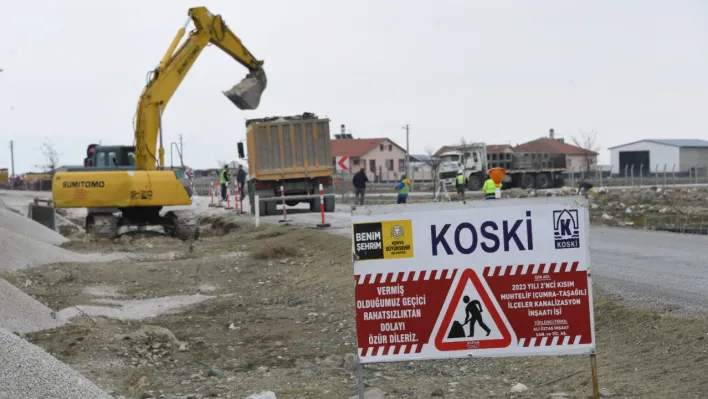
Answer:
xmin=238 ymin=112 xmax=336 ymax=216
xmin=438 ymin=143 xmax=567 ymax=190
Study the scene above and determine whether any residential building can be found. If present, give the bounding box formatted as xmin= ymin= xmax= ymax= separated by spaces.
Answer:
xmin=408 ymin=154 xmax=435 ymax=182
xmin=331 ymin=138 xmax=408 ymax=182
xmin=608 ymin=139 xmax=708 ymax=175
xmin=514 ymin=135 xmax=597 ymax=173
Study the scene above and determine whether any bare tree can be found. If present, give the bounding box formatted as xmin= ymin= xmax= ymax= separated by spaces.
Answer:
xmin=37 ymin=138 xmax=60 ymax=175
xmin=572 ymin=130 xmax=600 ymax=173
xmin=423 ymin=146 xmax=442 ymax=197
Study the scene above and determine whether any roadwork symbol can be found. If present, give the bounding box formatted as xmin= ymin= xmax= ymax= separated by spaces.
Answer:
xmin=435 ymin=269 xmax=512 ymax=351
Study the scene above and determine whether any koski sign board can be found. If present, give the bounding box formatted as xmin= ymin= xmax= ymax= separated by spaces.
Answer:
xmin=351 ymin=198 xmax=595 ymax=363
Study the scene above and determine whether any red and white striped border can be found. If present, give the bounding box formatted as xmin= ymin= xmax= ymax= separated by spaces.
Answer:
xmin=484 ymin=261 xmax=580 ymax=277
xmin=358 ymin=344 xmax=423 ymax=357
xmin=355 ymin=269 xmax=458 ymax=285
xmin=519 ymin=335 xmax=583 ymax=347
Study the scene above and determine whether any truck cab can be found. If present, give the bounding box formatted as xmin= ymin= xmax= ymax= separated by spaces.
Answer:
xmin=438 ymin=143 xmax=489 ymax=190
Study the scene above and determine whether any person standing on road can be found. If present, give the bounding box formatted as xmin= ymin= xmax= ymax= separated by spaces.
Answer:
xmin=352 ymin=168 xmax=369 ymax=205
xmin=394 ymin=176 xmax=411 ymax=204
xmin=456 ymin=170 xmax=467 ymax=202
xmin=483 ymin=172 xmax=498 ymax=200
xmin=220 ymin=165 xmax=230 ymax=201
xmin=236 ymin=164 xmax=247 ymax=200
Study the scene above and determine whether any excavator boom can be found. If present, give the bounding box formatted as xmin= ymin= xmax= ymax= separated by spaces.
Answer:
xmin=135 ymin=6 xmax=267 ymax=170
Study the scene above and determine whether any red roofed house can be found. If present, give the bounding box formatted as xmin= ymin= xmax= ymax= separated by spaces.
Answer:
xmin=331 ymin=138 xmax=408 ymax=182
xmin=514 ymin=131 xmax=597 ymax=172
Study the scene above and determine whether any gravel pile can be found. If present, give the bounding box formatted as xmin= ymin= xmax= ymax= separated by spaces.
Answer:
xmin=0 ymin=227 xmax=123 ymax=271
xmin=0 ymin=278 xmax=63 ymax=334
xmin=0 ymin=208 xmax=68 ymax=246
xmin=0 ymin=327 xmax=111 ymax=399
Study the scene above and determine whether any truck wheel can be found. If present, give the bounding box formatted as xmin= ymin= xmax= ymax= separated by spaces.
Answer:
xmin=536 ymin=173 xmax=551 ymax=189
xmin=520 ymin=174 xmax=535 ymax=189
xmin=324 ymin=196 xmax=335 ymax=212
xmin=467 ymin=176 xmax=482 ymax=191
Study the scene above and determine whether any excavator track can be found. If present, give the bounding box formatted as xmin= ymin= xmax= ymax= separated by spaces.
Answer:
xmin=87 ymin=214 xmax=119 ymax=239
xmin=164 ymin=210 xmax=200 ymax=241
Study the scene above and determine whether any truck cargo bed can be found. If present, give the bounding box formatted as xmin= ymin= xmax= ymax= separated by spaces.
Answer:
xmin=246 ymin=113 xmax=334 ymax=181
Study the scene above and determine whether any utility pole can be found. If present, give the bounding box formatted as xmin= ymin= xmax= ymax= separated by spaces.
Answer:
xmin=9 ymin=140 xmax=15 ymax=190
xmin=403 ymin=124 xmax=410 ymax=180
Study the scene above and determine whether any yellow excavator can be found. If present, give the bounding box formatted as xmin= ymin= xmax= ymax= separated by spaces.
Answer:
xmin=51 ymin=7 xmax=267 ymax=240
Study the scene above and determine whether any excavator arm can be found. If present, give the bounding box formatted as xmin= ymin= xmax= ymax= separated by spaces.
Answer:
xmin=134 ymin=7 xmax=267 ymax=171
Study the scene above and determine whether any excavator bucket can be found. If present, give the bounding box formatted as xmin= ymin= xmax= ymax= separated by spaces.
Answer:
xmin=223 ymin=67 xmax=267 ymax=110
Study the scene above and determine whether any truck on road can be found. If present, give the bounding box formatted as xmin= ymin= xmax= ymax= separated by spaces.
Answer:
xmin=239 ymin=112 xmax=335 ymax=216
xmin=438 ymin=143 xmax=567 ymax=191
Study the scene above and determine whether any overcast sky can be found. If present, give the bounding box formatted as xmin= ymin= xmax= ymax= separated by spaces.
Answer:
xmin=2 ymin=0 xmax=707 ymax=172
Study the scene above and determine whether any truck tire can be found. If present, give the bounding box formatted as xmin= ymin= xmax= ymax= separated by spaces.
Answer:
xmin=536 ymin=173 xmax=551 ymax=189
xmin=467 ymin=175 xmax=483 ymax=191
xmin=520 ymin=174 xmax=535 ymax=189
xmin=309 ymin=198 xmax=319 ymax=212
xmin=324 ymin=196 xmax=335 ymax=212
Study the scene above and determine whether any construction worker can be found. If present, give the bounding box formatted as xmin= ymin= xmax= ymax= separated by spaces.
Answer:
xmin=483 ymin=172 xmax=498 ymax=200
xmin=394 ymin=176 xmax=411 ymax=204
xmin=236 ymin=164 xmax=247 ymax=200
xmin=220 ymin=165 xmax=229 ymax=201
xmin=456 ymin=170 xmax=467 ymax=201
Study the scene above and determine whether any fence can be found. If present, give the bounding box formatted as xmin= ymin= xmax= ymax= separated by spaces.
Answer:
xmin=562 ymin=164 xmax=708 ymax=188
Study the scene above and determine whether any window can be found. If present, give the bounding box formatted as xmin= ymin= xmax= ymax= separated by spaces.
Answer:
xmin=108 ymin=151 xmax=118 ymax=167
xmin=369 ymin=159 xmax=376 ymax=172
xmin=352 ymin=158 xmax=360 ymax=165
xmin=473 ymin=152 xmax=479 ymax=162
xmin=386 ymin=159 xmax=394 ymax=171
xmin=388 ymin=144 xmax=392 ymax=151
xmin=398 ymin=159 xmax=405 ymax=172
xmin=380 ymin=144 xmax=384 ymax=151
xmin=96 ymin=152 xmax=106 ymax=167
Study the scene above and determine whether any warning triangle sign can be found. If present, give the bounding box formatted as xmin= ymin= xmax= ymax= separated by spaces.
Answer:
xmin=434 ymin=269 xmax=512 ymax=351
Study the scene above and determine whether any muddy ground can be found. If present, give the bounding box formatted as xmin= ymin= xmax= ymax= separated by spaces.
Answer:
xmin=3 ymin=215 xmax=708 ymax=399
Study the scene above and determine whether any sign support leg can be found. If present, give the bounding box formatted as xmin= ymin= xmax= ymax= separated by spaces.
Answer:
xmin=590 ymin=352 xmax=600 ymax=399
xmin=357 ymin=363 xmax=365 ymax=399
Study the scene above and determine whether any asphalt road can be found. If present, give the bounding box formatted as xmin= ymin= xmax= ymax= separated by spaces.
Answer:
xmin=590 ymin=227 xmax=708 ymax=314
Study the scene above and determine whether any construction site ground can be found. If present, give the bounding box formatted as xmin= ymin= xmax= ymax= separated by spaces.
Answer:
xmin=1 ymin=188 xmax=707 ymax=399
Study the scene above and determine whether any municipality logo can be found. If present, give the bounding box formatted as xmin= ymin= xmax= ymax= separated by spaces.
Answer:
xmin=553 ymin=209 xmax=579 ymax=249
xmin=390 ymin=224 xmax=405 ymax=240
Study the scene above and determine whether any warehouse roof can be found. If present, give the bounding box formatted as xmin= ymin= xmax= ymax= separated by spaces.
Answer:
xmin=608 ymin=139 xmax=708 ymax=150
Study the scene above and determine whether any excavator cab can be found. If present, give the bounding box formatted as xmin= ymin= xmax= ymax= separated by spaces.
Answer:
xmin=82 ymin=145 xmax=137 ymax=170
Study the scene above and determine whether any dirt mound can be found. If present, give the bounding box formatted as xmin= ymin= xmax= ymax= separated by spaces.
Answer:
xmin=0 ymin=208 xmax=68 ymax=246
xmin=0 ymin=227 xmax=123 ymax=271
xmin=0 ymin=327 xmax=111 ymax=399
xmin=0 ymin=278 xmax=63 ymax=334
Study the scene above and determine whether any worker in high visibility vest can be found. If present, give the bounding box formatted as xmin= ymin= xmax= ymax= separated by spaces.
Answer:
xmin=394 ymin=176 xmax=411 ymax=204
xmin=482 ymin=172 xmax=498 ymax=200
xmin=219 ymin=165 xmax=230 ymax=201
xmin=455 ymin=170 xmax=467 ymax=201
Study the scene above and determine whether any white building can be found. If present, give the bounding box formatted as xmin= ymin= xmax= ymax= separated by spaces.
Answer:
xmin=608 ymin=139 xmax=708 ymax=175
